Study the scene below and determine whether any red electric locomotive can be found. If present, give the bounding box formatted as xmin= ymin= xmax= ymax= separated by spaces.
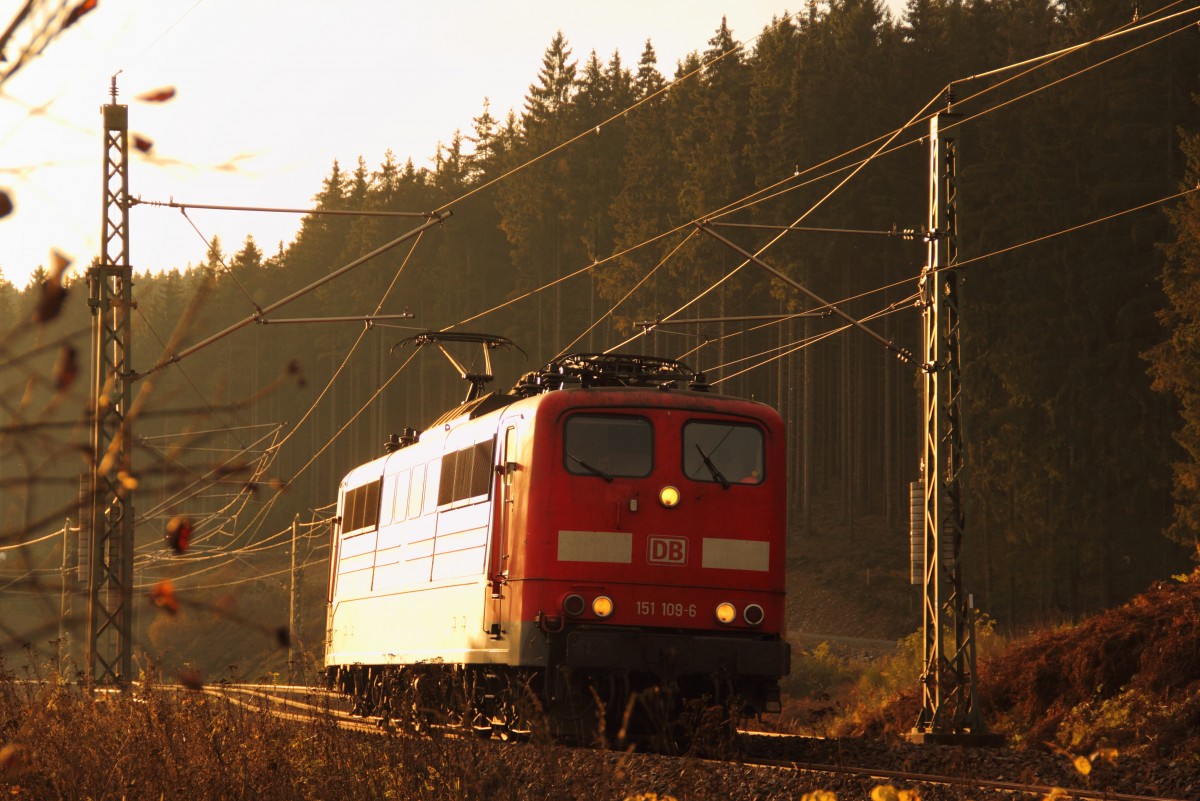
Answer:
xmin=325 ymin=337 xmax=790 ymax=742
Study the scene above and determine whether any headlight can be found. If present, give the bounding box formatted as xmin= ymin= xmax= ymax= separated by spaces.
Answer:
xmin=715 ymin=601 xmax=737 ymax=624
xmin=592 ymin=595 xmax=614 ymax=618
xmin=659 ymin=485 xmax=680 ymax=508
xmin=743 ymin=603 xmax=765 ymax=626
xmin=562 ymin=594 xmax=586 ymax=617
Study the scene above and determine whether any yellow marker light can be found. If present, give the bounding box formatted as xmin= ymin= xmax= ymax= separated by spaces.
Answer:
xmin=715 ymin=602 xmax=737 ymax=624
xmin=592 ymin=595 xmax=614 ymax=618
xmin=658 ymin=485 xmax=681 ymax=508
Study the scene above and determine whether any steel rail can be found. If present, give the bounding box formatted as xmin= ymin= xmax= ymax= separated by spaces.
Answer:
xmin=733 ymin=750 xmax=1186 ymax=801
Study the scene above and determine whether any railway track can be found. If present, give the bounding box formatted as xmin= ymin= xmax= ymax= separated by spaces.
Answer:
xmin=203 ymin=683 xmax=1191 ymax=801
xmin=736 ymin=751 xmax=1186 ymax=801
xmin=193 ymin=682 xmax=372 ymax=732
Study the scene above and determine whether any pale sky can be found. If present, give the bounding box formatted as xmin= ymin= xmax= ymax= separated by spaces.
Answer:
xmin=1 ymin=1 xmax=903 ymax=289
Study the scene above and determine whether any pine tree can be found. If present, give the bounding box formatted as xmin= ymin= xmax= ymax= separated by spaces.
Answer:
xmin=372 ymin=149 xmax=402 ymax=206
xmin=602 ymin=41 xmax=682 ymax=333
xmin=286 ymin=160 xmax=350 ymax=292
xmin=434 ymin=131 xmax=468 ymax=193
xmin=466 ymin=98 xmax=500 ymax=184
xmin=0 ymin=269 xmax=15 ymax=322
xmin=231 ymin=235 xmax=263 ymax=273
xmin=632 ymin=39 xmax=665 ymax=100
xmin=496 ymin=32 xmax=583 ymax=359
xmin=524 ymin=31 xmax=578 ymax=130
xmin=1146 ymin=122 xmax=1200 ymax=547
xmin=204 ymin=236 xmax=225 ymax=276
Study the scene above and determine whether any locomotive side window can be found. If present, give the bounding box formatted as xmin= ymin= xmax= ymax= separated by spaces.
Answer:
xmin=423 ymin=458 xmax=441 ymax=515
xmin=390 ymin=469 xmax=411 ymax=522
xmin=438 ymin=438 xmax=496 ymax=507
xmin=342 ymin=478 xmax=382 ymax=535
xmin=407 ymin=464 xmax=425 ymax=520
xmin=563 ymin=415 xmax=652 ymax=479
xmin=682 ymin=422 xmax=764 ymax=486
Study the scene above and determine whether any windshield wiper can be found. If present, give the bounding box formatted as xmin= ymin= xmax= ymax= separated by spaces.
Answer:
xmin=695 ymin=444 xmax=730 ymax=490
xmin=566 ymin=451 xmax=613 ymax=483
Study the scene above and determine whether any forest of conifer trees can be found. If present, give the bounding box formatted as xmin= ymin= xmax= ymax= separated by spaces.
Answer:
xmin=5 ymin=0 xmax=1200 ymax=672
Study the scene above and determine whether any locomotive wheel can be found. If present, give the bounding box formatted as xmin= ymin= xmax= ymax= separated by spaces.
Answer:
xmin=495 ymin=694 xmax=534 ymax=742
xmin=408 ymin=673 xmax=438 ymax=734
xmin=497 ymin=717 xmax=533 ymax=742
xmin=495 ymin=672 xmax=537 ymax=742
xmin=468 ymin=707 xmax=493 ymax=739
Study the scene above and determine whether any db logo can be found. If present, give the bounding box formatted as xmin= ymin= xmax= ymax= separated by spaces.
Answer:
xmin=647 ymin=536 xmax=688 ymax=566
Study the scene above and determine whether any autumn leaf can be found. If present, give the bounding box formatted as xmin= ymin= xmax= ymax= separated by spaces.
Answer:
xmin=32 ymin=270 xmax=66 ymax=323
xmin=32 ymin=251 xmax=70 ymax=323
xmin=150 ymin=580 xmax=179 ymax=615
xmin=1072 ymin=755 xmax=1092 ymax=776
xmin=136 ymin=86 xmax=176 ymax=103
xmin=52 ymin=344 xmax=77 ymax=392
xmin=165 ymin=516 xmax=192 ymax=554
xmin=275 ymin=626 xmax=290 ymax=649
xmin=131 ymin=134 xmax=153 ymax=153
xmin=0 ymin=190 xmax=12 ymax=219
xmin=49 ymin=250 xmax=71 ymax=283
xmin=62 ymin=0 xmax=97 ymax=30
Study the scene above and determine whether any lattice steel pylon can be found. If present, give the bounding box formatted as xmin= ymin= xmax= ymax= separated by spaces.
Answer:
xmin=909 ymin=108 xmax=994 ymax=743
xmin=86 ymin=79 xmax=135 ymax=684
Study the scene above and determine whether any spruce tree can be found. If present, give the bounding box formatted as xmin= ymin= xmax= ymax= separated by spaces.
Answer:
xmin=1146 ymin=121 xmax=1200 ymax=548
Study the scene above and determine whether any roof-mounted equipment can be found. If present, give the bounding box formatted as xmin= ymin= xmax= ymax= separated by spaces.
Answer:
xmin=511 ymin=353 xmax=708 ymax=398
xmin=392 ymin=331 xmax=524 ymax=403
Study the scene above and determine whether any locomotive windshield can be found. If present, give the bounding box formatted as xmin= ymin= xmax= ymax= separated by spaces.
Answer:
xmin=682 ymin=421 xmax=764 ymax=486
xmin=563 ymin=414 xmax=652 ymax=479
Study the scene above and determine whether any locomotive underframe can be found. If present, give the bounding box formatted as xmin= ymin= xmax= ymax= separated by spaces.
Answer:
xmin=329 ymin=622 xmax=788 ymax=746
xmin=560 ymin=625 xmax=789 ymax=713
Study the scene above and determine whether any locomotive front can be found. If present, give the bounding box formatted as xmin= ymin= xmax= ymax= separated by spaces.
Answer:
xmin=505 ymin=383 xmax=790 ymax=722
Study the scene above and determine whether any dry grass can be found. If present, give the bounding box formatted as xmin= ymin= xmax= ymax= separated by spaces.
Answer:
xmin=829 ymin=566 xmax=1200 ymax=764
xmin=978 ymin=567 xmax=1200 ymax=761
xmin=0 ymin=664 xmax=783 ymax=801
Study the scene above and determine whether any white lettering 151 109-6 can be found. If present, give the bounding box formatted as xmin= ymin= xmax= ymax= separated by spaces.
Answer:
xmin=635 ymin=601 xmax=696 ymax=617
